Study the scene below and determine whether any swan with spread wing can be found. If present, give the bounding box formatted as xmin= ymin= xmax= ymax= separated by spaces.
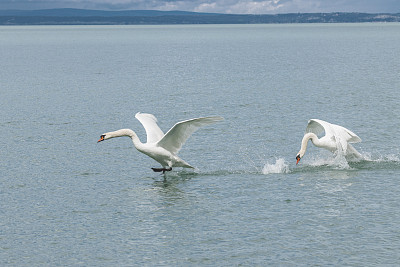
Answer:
xmin=296 ymin=119 xmax=362 ymax=164
xmin=98 ymin=112 xmax=223 ymax=173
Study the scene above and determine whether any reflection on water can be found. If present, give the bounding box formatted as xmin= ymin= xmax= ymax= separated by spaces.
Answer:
xmin=150 ymin=171 xmax=197 ymax=207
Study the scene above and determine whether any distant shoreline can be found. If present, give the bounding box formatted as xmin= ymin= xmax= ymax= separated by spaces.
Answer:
xmin=1 ymin=8 xmax=399 ymax=25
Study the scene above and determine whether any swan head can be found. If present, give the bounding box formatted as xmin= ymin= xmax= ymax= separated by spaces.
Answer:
xmin=296 ymin=152 xmax=303 ymax=165
xmin=97 ymin=133 xmax=111 ymax=142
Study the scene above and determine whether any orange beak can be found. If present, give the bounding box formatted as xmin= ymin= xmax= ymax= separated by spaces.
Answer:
xmin=97 ymin=136 xmax=104 ymax=143
xmin=296 ymin=156 xmax=301 ymax=165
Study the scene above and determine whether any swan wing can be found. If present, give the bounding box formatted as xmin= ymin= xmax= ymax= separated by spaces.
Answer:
xmin=135 ymin=112 xmax=164 ymax=144
xmin=335 ymin=125 xmax=362 ymax=143
xmin=157 ymin=116 xmax=223 ymax=155
xmin=306 ymin=119 xmax=330 ymax=137
xmin=307 ymin=119 xmax=361 ymax=153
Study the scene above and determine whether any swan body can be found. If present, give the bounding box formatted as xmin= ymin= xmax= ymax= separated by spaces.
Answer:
xmin=98 ymin=113 xmax=223 ymax=172
xmin=296 ymin=119 xmax=362 ymax=164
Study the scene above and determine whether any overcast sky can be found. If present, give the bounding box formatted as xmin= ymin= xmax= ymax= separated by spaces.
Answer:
xmin=1 ymin=0 xmax=399 ymax=14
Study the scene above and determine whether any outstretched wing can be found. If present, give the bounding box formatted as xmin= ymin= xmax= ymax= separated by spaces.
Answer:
xmin=157 ymin=116 xmax=223 ymax=155
xmin=306 ymin=119 xmax=329 ymax=137
xmin=135 ymin=112 xmax=164 ymax=144
xmin=307 ymin=119 xmax=361 ymax=153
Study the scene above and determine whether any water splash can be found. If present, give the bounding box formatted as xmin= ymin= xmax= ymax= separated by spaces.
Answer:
xmin=262 ymin=158 xmax=290 ymax=174
xmin=361 ymin=152 xmax=400 ymax=163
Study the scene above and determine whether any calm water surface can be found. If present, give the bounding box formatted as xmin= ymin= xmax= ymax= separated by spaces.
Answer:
xmin=1 ymin=23 xmax=400 ymax=266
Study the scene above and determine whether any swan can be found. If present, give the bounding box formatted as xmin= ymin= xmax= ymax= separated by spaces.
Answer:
xmin=296 ymin=119 xmax=362 ymax=164
xmin=98 ymin=112 xmax=223 ymax=173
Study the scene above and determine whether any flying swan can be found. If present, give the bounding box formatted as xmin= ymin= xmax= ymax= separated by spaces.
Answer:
xmin=98 ymin=112 xmax=223 ymax=173
xmin=296 ymin=119 xmax=362 ymax=164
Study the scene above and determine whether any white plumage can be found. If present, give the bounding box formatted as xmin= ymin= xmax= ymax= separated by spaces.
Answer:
xmin=296 ymin=119 xmax=362 ymax=164
xmin=98 ymin=112 xmax=223 ymax=172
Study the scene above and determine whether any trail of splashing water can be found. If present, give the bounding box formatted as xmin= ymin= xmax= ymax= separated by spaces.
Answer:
xmin=262 ymin=158 xmax=290 ymax=174
xmin=261 ymin=151 xmax=400 ymax=175
xmin=361 ymin=151 xmax=400 ymax=162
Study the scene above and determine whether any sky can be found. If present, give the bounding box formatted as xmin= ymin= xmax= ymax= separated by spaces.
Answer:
xmin=1 ymin=0 xmax=399 ymax=14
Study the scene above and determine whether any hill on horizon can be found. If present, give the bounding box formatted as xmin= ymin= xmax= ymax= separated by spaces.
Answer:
xmin=0 ymin=8 xmax=399 ymax=25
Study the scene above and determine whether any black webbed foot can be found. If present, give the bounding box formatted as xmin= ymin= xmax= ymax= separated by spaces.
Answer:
xmin=151 ymin=167 xmax=172 ymax=174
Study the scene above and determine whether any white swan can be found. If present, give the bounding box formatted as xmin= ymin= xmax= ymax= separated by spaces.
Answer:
xmin=98 ymin=112 xmax=223 ymax=173
xmin=296 ymin=119 xmax=362 ymax=164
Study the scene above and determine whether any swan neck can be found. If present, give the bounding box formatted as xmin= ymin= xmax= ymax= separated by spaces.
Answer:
xmin=304 ymin=132 xmax=319 ymax=144
xmin=299 ymin=133 xmax=319 ymax=156
xmin=130 ymin=133 xmax=143 ymax=148
xmin=111 ymin=129 xmax=142 ymax=145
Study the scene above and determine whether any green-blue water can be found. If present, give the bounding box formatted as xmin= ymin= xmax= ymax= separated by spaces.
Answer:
xmin=1 ymin=24 xmax=400 ymax=266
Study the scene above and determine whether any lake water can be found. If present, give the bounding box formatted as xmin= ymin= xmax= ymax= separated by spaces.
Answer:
xmin=1 ymin=23 xmax=400 ymax=266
